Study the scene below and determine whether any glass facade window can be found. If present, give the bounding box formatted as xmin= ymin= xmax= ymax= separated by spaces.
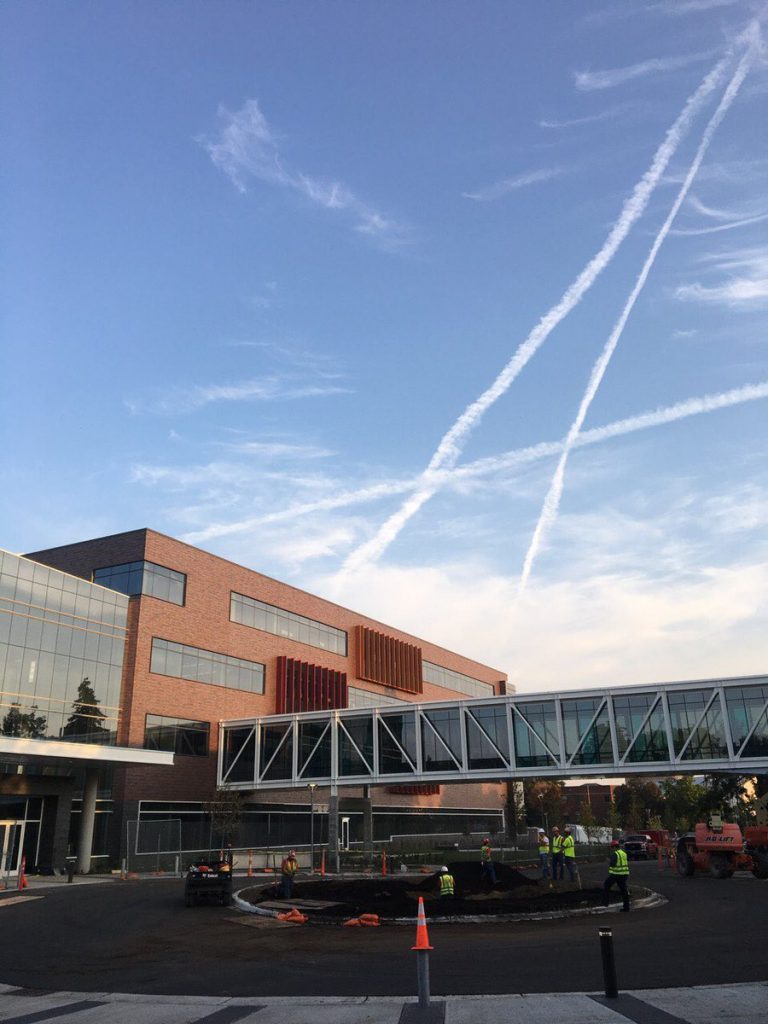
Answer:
xmin=562 ymin=697 xmax=613 ymax=765
xmin=297 ymin=721 xmax=332 ymax=779
xmin=339 ymin=716 xmax=374 ymax=776
xmin=378 ymin=712 xmax=417 ymax=774
xmin=347 ymin=686 xmax=406 ymax=709
xmin=94 ymin=561 xmax=186 ymax=605
xmin=150 ymin=637 xmax=264 ymax=694
xmin=0 ymin=550 xmax=125 ymax=745
xmin=230 ymin=592 xmax=347 ymax=656
xmin=513 ymin=701 xmax=559 ymax=767
xmin=422 ymin=661 xmax=495 ymax=698
xmin=144 ymin=715 xmax=209 ymax=757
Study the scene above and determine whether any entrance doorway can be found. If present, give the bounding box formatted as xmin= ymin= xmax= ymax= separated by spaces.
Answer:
xmin=0 ymin=820 xmax=26 ymax=884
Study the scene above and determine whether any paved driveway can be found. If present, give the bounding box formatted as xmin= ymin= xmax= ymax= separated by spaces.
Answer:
xmin=0 ymin=862 xmax=764 ymax=997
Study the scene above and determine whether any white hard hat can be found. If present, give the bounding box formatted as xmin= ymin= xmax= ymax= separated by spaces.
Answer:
xmin=441 ymin=865 xmax=449 ymax=872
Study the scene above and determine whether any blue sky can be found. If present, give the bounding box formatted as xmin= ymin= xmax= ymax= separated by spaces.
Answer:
xmin=2 ymin=0 xmax=767 ymax=691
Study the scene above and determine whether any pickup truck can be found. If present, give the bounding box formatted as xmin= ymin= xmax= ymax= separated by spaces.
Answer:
xmin=623 ymin=833 xmax=658 ymax=860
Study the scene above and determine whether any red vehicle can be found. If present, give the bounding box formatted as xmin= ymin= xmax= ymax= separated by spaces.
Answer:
xmin=677 ymin=819 xmax=768 ymax=879
xmin=623 ymin=833 xmax=658 ymax=860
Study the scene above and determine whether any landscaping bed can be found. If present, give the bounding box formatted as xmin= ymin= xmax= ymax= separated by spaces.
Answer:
xmin=238 ymin=861 xmax=610 ymax=919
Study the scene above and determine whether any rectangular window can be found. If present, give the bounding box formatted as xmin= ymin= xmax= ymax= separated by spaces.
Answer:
xmin=144 ymin=714 xmax=209 ymax=757
xmin=422 ymin=661 xmax=495 ymax=698
xmin=230 ymin=592 xmax=347 ymax=656
xmin=150 ymin=637 xmax=264 ymax=694
xmin=347 ymin=686 xmax=406 ymax=709
xmin=94 ymin=561 xmax=186 ymax=606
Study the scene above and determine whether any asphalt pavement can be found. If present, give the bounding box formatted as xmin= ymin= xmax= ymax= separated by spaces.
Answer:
xmin=0 ymin=861 xmax=765 ymax=1001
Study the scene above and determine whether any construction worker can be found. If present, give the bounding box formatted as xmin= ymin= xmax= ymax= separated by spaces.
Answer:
xmin=438 ymin=865 xmax=455 ymax=898
xmin=562 ymin=827 xmax=577 ymax=882
xmin=280 ymin=849 xmax=299 ymax=899
xmin=537 ymin=829 xmax=550 ymax=878
xmin=480 ymin=837 xmax=497 ymax=885
xmin=603 ymin=840 xmax=630 ymax=912
xmin=551 ymin=826 xmax=564 ymax=880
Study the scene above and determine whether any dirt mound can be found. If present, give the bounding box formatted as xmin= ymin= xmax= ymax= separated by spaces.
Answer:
xmin=418 ymin=861 xmax=530 ymax=893
xmin=240 ymin=869 xmax=605 ymax=919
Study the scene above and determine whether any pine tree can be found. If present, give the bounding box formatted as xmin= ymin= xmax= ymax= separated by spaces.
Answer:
xmin=62 ymin=678 xmax=109 ymax=740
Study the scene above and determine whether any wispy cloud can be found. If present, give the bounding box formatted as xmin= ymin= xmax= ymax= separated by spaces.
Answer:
xmin=575 ymin=50 xmax=716 ymax=91
xmin=200 ymin=99 xmax=408 ymax=248
xmin=672 ymin=193 xmax=768 ymax=236
xmin=646 ymin=0 xmax=743 ymax=14
xmin=676 ymin=247 xmax=768 ymax=305
xmin=215 ymin=439 xmax=335 ymax=459
xmin=127 ymin=376 xmax=351 ymax=416
xmin=337 ymin=42 xmax=739 ymax=576
xmin=538 ymin=103 xmax=633 ymax=129
xmin=462 ymin=167 xmax=563 ymax=201
xmin=517 ymin=33 xmax=759 ymax=594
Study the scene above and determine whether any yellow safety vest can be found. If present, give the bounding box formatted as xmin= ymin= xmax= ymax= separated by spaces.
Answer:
xmin=481 ymin=844 xmax=492 ymax=862
xmin=538 ymin=839 xmax=549 ymax=854
xmin=562 ymin=835 xmax=575 ymax=858
xmin=552 ymin=834 xmax=563 ymax=852
xmin=609 ymin=849 xmax=629 ymax=875
xmin=440 ymin=873 xmax=455 ymax=896
xmin=281 ymin=857 xmax=298 ymax=877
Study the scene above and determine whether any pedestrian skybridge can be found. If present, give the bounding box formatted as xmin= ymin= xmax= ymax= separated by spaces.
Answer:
xmin=217 ymin=674 xmax=768 ymax=790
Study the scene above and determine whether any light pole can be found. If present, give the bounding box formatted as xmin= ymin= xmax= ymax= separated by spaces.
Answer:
xmin=538 ymin=793 xmax=545 ymax=830
xmin=308 ymin=783 xmax=317 ymax=872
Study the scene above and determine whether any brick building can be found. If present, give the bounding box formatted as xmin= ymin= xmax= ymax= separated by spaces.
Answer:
xmin=24 ymin=528 xmax=510 ymax=860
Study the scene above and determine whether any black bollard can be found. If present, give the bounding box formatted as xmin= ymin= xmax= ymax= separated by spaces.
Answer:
xmin=598 ymin=927 xmax=618 ymax=999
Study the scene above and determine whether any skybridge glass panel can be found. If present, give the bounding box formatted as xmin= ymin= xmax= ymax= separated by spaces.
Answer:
xmin=613 ymin=693 xmax=656 ymax=757
xmin=466 ymin=705 xmax=508 ymax=770
xmin=513 ymin=705 xmax=558 ymax=768
xmin=339 ymin=716 xmax=374 ymax=776
xmin=221 ymin=726 xmax=255 ymax=783
xmin=378 ymin=712 xmax=417 ymax=775
xmin=562 ymin=698 xmax=613 ymax=765
xmin=421 ymin=708 xmax=462 ymax=773
xmin=516 ymin=702 xmax=559 ymax=756
xmin=667 ymin=689 xmax=713 ymax=755
xmin=681 ymin=702 xmax=728 ymax=760
xmin=741 ymin=708 xmax=768 ymax=757
xmin=725 ymin=685 xmax=768 ymax=753
xmin=298 ymin=721 xmax=331 ymax=778
xmin=260 ymin=722 xmax=293 ymax=781
xmin=624 ymin=701 xmax=669 ymax=763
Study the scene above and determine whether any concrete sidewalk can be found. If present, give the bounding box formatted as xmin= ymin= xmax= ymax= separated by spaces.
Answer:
xmin=1 ymin=983 xmax=766 ymax=1024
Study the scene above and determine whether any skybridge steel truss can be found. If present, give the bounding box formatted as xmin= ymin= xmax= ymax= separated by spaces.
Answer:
xmin=217 ymin=674 xmax=768 ymax=790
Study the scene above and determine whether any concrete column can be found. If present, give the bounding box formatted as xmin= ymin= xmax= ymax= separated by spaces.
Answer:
xmin=328 ymin=785 xmax=339 ymax=873
xmin=76 ymin=763 xmax=100 ymax=874
xmin=362 ymin=785 xmax=373 ymax=853
xmin=51 ymin=789 xmax=74 ymax=872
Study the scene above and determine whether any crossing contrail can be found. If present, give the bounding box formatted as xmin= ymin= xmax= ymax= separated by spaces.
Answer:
xmin=183 ymin=379 xmax=768 ymax=544
xmin=337 ymin=43 xmax=738 ymax=577
xmin=517 ymin=23 xmax=762 ymax=595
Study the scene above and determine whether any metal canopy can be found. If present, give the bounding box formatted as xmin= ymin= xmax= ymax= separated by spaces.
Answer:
xmin=218 ymin=674 xmax=768 ymax=789
xmin=0 ymin=735 xmax=174 ymax=766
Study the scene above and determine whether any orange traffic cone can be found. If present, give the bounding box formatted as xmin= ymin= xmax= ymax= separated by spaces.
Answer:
xmin=18 ymin=855 xmax=28 ymax=890
xmin=320 ymin=851 xmax=326 ymax=877
xmin=247 ymin=850 xmax=254 ymax=878
xmin=411 ymin=896 xmax=433 ymax=951
xmin=381 ymin=851 xmax=387 ymax=877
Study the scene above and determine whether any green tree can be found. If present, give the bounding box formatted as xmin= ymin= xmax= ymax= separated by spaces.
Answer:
xmin=524 ymin=780 xmax=566 ymax=830
xmin=1 ymin=703 xmax=47 ymax=739
xmin=62 ymin=678 xmax=109 ymax=741
xmin=504 ymin=781 xmax=526 ymax=840
xmin=613 ymin=779 xmax=664 ymax=828
xmin=203 ymin=788 xmax=244 ymax=848
xmin=660 ymin=776 xmax=705 ymax=831
xmin=578 ymin=799 xmax=599 ymax=844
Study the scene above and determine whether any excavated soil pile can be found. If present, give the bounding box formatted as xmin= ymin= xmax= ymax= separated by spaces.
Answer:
xmin=240 ymin=862 xmax=606 ymax=919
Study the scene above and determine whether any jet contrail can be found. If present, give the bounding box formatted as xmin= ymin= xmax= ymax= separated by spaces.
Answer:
xmin=517 ymin=24 xmax=762 ymax=595
xmin=182 ymin=379 xmax=768 ymax=544
xmin=338 ymin=43 xmax=738 ymax=577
